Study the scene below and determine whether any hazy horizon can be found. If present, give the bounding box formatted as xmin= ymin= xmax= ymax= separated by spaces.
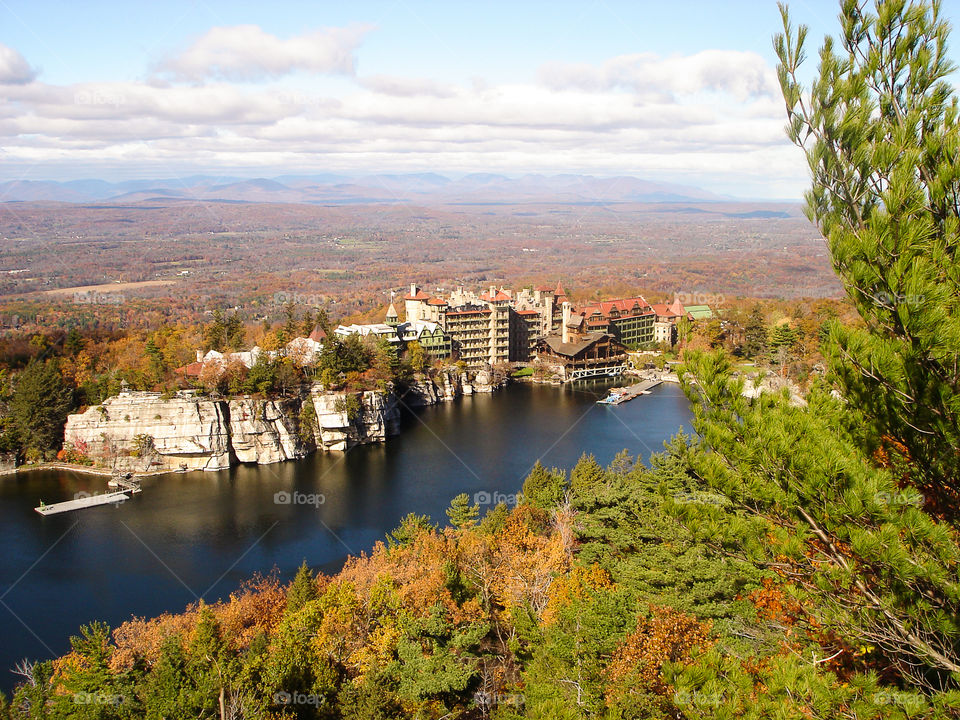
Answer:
xmin=0 ymin=0 xmax=916 ymax=201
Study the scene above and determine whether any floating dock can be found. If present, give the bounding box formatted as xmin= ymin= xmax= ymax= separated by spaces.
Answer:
xmin=597 ymin=378 xmax=662 ymax=405
xmin=35 ymin=485 xmax=140 ymax=516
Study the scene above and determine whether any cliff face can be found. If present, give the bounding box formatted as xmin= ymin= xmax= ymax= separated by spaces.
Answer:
xmin=228 ymin=397 xmax=311 ymax=464
xmin=401 ymin=377 xmax=442 ymax=407
xmin=63 ymin=392 xmax=233 ymax=472
xmin=401 ymin=369 xmax=506 ymax=407
xmin=310 ymin=389 xmax=401 ymax=452
xmin=63 ymin=371 xmax=508 ymax=472
xmin=64 ymin=387 xmax=401 ymax=472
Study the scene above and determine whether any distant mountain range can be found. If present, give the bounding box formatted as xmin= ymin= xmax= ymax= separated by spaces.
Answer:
xmin=0 ymin=173 xmax=731 ymax=205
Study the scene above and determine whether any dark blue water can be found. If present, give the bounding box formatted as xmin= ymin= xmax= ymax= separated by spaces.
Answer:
xmin=0 ymin=381 xmax=692 ymax=691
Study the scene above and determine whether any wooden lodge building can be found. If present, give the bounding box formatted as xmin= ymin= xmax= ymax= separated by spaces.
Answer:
xmin=535 ymin=303 xmax=628 ymax=380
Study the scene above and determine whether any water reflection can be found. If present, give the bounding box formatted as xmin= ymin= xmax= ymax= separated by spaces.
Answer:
xmin=0 ymin=381 xmax=693 ymax=689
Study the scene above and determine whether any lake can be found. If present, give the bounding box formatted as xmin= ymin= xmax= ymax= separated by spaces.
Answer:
xmin=0 ymin=380 xmax=693 ymax=691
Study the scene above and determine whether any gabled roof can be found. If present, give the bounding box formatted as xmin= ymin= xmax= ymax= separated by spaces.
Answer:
xmin=405 ymin=289 xmax=432 ymax=301
xmin=542 ymin=332 xmax=614 ymax=358
xmin=427 ymin=297 xmax=448 ymax=306
xmin=308 ymin=326 xmax=328 ymax=342
xmin=397 ymin=319 xmax=445 ymax=340
xmin=685 ymin=305 xmax=713 ymax=320
xmin=651 ymin=303 xmax=678 ymax=318
xmin=581 ymin=296 xmax=653 ymax=318
xmin=175 ymin=361 xmax=204 ymax=377
xmin=480 ymin=289 xmax=512 ymax=302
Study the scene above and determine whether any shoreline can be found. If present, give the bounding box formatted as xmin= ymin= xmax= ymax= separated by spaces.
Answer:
xmin=0 ymin=462 xmax=176 ymax=480
xmin=3 ymin=371 xmax=677 ymax=483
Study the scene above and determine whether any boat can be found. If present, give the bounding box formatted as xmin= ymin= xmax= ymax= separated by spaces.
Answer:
xmin=597 ymin=389 xmax=627 ymax=405
xmin=597 ymin=379 xmax=663 ymax=405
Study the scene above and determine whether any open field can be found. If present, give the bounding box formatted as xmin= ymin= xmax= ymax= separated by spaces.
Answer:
xmin=0 ymin=198 xmax=839 ymax=324
xmin=41 ymin=280 xmax=178 ymax=296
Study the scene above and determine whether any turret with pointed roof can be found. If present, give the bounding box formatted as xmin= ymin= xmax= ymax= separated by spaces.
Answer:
xmin=554 ymin=280 xmax=568 ymax=304
xmin=386 ymin=301 xmax=399 ymax=326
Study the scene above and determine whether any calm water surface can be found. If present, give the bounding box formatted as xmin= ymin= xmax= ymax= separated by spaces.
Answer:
xmin=0 ymin=381 xmax=692 ymax=690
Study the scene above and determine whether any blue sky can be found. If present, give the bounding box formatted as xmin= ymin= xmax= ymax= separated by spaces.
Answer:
xmin=2 ymin=0 xmax=958 ymax=198
xmin=2 ymin=1 xmax=842 ymax=84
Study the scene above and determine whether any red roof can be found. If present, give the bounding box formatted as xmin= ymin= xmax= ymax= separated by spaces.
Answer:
xmin=555 ymin=280 xmax=566 ymax=296
xmin=480 ymin=289 xmax=512 ymax=302
xmin=175 ymin=361 xmax=204 ymax=378
xmin=581 ymin=296 xmax=653 ymax=319
xmin=534 ymin=285 xmax=554 ymax=292
xmin=308 ymin=326 xmax=328 ymax=342
xmin=427 ymin=297 xmax=447 ymax=306
xmin=517 ymin=309 xmax=540 ymax=315
xmin=651 ymin=303 xmax=678 ymax=318
xmin=405 ymin=290 xmax=431 ymax=301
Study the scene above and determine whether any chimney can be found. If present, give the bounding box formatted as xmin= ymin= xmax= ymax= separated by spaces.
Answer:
xmin=196 ymin=350 xmax=203 ymax=362
xmin=410 ymin=283 xmax=417 ymax=297
xmin=562 ymin=302 xmax=571 ymax=344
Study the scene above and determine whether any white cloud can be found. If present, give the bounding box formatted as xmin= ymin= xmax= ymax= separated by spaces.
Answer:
xmin=0 ymin=45 xmax=807 ymax=197
xmin=358 ymin=74 xmax=455 ymax=98
xmin=156 ymin=24 xmax=372 ymax=82
xmin=0 ymin=43 xmax=37 ymax=85
xmin=539 ymin=50 xmax=779 ymax=101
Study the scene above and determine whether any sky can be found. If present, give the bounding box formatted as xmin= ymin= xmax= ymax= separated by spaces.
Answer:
xmin=1 ymin=0 xmax=959 ymax=199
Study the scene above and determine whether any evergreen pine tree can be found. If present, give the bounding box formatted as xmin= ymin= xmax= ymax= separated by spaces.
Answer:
xmin=445 ymin=493 xmax=480 ymax=529
xmin=300 ymin=309 xmax=315 ymax=338
xmin=225 ymin=314 xmax=246 ymax=350
xmin=570 ymin=453 xmax=605 ymax=495
xmin=204 ymin=310 xmax=227 ymax=352
xmin=742 ymin=304 xmax=767 ymax=359
xmin=387 ymin=513 xmax=434 ymax=550
xmin=64 ymin=327 xmax=85 ymax=356
xmin=286 ymin=560 xmax=318 ymax=615
xmin=777 ymin=0 xmax=960 ymax=516
xmin=10 ymin=359 xmax=72 ymax=460
xmin=521 ymin=461 xmax=567 ymax=510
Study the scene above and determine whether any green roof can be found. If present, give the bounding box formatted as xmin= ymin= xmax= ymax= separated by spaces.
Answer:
xmin=684 ymin=305 xmax=713 ymax=320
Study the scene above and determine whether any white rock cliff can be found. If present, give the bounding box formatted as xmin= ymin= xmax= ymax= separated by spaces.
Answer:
xmin=64 ymin=387 xmax=403 ymax=472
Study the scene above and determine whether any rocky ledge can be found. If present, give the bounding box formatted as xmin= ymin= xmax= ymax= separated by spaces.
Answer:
xmin=63 ymin=387 xmax=402 ymax=472
xmin=62 ymin=368 xmax=505 ymax=473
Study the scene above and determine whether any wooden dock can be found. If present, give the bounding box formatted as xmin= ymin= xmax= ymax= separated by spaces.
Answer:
xmin=35 ymin=487 xmax=139 ymax=516
xmin=597 ymin=378 xmax=662 ymax=405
